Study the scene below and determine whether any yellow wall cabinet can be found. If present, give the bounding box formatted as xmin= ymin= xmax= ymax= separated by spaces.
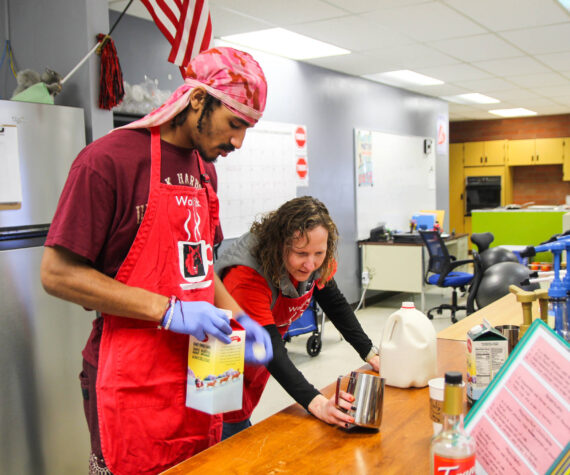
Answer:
xmin=464 ymin=140 xmax=507 ymax=167
xmin=507 ymin=138 xmax=564 ymax=166
xmin=562 ymin=138 xmax=570 ymax=181
xmin=449 ymin=143 xmax=465 ymax=234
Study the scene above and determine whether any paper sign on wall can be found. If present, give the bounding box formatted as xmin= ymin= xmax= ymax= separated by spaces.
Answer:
xmin=0 ymin=125 xmax=23 ymax=209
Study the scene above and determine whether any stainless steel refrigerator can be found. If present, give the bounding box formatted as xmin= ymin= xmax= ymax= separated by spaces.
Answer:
xmin=0 ymin=100 xmax=92 ymax=474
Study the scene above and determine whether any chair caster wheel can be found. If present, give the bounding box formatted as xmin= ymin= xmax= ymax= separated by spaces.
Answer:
xmin=451 ymin=316 xmax=457 ymax=324
xmin=427 ymin=312 xmax=434 ymax=320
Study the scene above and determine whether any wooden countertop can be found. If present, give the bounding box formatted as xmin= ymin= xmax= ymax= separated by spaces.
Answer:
xmin=163 ymin=293 xmax=526 ymax=474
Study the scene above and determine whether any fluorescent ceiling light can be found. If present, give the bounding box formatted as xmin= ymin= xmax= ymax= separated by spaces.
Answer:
xmin=221 ymin=28 xmax=350 ymax=60
xmin=364 ymin=70 xmax=444 ymax=87
xmin=557 ymin=0 xmax=570 ymax=12
xmin=443 ymin=93 xmax=500 ymax=104
xmin=488 ymin=108 xmax=537 ymax=117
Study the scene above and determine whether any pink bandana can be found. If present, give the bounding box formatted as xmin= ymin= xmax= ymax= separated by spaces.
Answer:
xmin=120 ymin=47 xmax=267 ymax=130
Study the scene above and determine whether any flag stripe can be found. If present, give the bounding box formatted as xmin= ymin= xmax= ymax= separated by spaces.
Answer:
xmin=142 ymin=0 xmax=212 ymax=68
xmin=141 ymin=0 xmax=176 ymax=41
xmin=177 ymin=0 xmax=209 ymax=66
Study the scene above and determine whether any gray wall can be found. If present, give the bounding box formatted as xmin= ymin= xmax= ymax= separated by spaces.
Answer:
xmin=0 ymin=3 xmax=448 ymax=303
xmin=0 ymin=0 xmax=113 ymax=142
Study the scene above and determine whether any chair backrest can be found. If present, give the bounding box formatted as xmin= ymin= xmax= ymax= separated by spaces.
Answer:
xmin=470 ymin=232 xmax=494 ymax=253
xmin=419 ymin=230 xmax=452 ymax=275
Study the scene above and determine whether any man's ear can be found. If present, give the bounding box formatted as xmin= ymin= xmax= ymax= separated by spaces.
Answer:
xmin=189 ymin=87 xmax=207 ymax=111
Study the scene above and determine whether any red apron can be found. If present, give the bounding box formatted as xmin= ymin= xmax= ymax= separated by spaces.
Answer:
xmin=96 ymin=128 xmax=222 ymax=474
xmin=224 ymin=283 xmax=315 ymax=422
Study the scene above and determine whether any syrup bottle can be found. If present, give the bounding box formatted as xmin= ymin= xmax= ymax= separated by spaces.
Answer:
xmin=430 ymin=371 xmax=476 ymax=474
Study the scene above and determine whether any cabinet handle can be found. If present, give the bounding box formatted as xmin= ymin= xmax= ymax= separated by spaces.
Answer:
xmin=480 ymin=156 xmax=483 ymax=163
xmin=537 ymin=154 xmax=539 ymax=161
xmin=531 ymin=155 xmax=534 ymax=161
xmin=485 ymin=156 xmax=488 ymax=163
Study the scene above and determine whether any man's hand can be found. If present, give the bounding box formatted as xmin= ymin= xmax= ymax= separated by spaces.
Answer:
xmin=164 ymin=300 xmax=232 ymax=344
xmin=236 ymin=313 xmax=273 ymax=365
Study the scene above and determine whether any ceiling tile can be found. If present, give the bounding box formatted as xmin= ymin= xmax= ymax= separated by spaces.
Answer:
xmin=418 ymin=63 xmax=493 ymax=82
xmin=365 ymin=44 xmax=460 ymax=70
xmin=442 ymin=0 xmax=567 ymax=31
xmin=325 ymin=0 xmax=427 ymax=14
xmin=534 ymin=83 xmax=570 ymax=97
xmin=429 ymin=34 xmax=523 ymax=62
xmin=210 ymin=5 xmax=272 ymax=36
xmin=290 ymin=15 xmax=414 ymax=52
xmin=555 ymin=95 xmax=570 ymax=106
xmin=210 ymin=0 xmax=346 ymax=25
xmin=535 ymin=51 xmax=570 ymax=70
xmin=505 ymin=72 xmax=570 ymax=88
xmin=304 ymin=53 xmax=398 ymax=76
xmin=490 ymin=89 xmax=542 ymax=101
xmin=474 ymin=56 xmax=551 ymax=76
xmin=525 ymin=104 xmax=570 ymax=115
xmin=365 ymin=2 xmax=486 ymax=42
xmin=452 ymin=77 xmax=518 ymax=93
xmin=499 ymin=24 xmax=570 ymax=55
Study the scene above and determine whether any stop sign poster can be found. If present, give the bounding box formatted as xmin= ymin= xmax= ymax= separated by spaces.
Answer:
xmin=295 ymin=125 xmax=308 ymax=186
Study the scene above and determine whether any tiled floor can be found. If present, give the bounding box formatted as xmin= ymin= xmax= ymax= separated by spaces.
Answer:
xmin=251 ymin=287 xmax=466 ymax=424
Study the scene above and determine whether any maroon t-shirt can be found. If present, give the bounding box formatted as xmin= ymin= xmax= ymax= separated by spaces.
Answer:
xmin=46 ymin=128 xmax=223 ymax=365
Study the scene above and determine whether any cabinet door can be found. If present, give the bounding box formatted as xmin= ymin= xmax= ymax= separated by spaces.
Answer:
xmin=464 ymin=142 xmax=485 ymax=166
xmin=563 ymin=138 xmax=570 ymax=181
xmin=535 ymin=138 xmax=564 ymax=164
xmin=484 ymin=140 xmax=506 ymax=165
xmin=507 ymin=139 xmax=535 ymax=165
xmin=449 ymin=144 xmax=465 ymax=234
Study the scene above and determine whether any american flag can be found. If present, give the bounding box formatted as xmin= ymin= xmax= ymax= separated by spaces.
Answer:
xmin=140 ymin=0 xmax=213 ymax=68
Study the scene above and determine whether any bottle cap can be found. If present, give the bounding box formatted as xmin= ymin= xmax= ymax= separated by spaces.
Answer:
xmin=401 ymin=301 xmax=415 ymax=309
xmin=444 ymin=371 xmax=462 ymax=385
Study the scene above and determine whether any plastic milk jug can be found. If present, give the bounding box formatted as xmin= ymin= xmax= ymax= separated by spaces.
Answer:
xmin=380 ymin=302 xmax=437 ymax=388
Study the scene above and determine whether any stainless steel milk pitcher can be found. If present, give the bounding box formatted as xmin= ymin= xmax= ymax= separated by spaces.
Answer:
xmin=335 ymin=371 xmax=385 ymax=429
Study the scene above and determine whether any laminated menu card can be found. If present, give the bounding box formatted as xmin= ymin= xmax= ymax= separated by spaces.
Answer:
xmin=464 ymin=319 xmax=569 ymax=475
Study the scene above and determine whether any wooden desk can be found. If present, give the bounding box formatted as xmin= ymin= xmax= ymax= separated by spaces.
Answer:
xmin=359 ymin=234 xmax=469 ymax=312
xmin=164 ymin=294 xmax=524 ymax=474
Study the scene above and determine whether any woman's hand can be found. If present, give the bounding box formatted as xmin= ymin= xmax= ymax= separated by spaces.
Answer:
xmin=307 ymin=392 xmax=356 ymax=428
xmin=367 ymin=354 xmax=380 ymax=373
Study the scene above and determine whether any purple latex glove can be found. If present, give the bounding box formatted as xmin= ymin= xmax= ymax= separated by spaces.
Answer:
xmin=236 ymin=313 xmax=273 ymax=365
xmin=163 ymin=300 xmax=232 ymax=344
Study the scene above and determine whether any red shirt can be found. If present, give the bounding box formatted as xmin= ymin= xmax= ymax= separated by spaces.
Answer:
xmin=46 ymin=128 xmax=223 ymax=366
xmin=46 ymin=128 xmax=223 ymax=278
xmin=222 ymin=266 xmax=300 ymax=326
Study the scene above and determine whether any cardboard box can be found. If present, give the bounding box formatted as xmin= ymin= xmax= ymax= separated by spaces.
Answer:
xmin=186 ymin=318 xmax=245 ymax=415
xmin=466 ymin=323 xmax=508 ymax=405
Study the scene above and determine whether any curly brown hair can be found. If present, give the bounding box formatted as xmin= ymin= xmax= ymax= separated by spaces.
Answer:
xmin=250 ymin=196 xmax=339 ymax=287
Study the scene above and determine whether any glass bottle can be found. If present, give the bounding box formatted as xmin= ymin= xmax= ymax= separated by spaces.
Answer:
xmin=430 ymin=371 xmax=476 ymax=474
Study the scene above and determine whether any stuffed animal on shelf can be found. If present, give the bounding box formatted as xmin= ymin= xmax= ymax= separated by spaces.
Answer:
xmin=11 ymin=68 xmax=63 ymax=102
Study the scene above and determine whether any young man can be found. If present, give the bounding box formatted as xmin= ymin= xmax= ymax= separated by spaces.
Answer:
xmin=40 ymin=47 xmax=272 ymax=475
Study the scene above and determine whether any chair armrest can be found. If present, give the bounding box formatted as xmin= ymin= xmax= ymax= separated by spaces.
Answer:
xmin=447 ymin=258 xmax=474 ymax=271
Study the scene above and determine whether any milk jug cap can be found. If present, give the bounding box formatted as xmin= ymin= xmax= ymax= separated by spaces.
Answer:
xmin=401 ymin=301 xmax=416 ymax=309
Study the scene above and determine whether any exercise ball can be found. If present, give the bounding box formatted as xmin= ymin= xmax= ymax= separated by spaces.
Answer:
xmin=479 ymin=247 xmax=519 ymax=271
xmin=476 ymin=261 xmax=539 ymax=308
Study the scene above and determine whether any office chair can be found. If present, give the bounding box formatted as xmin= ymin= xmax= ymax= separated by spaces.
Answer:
xmin=419 ymin=230 xmax=476 ymax=323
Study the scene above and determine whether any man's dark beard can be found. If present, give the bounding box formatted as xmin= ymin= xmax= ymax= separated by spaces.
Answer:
xmin=197 ymin=142 xmax=235 ymax=163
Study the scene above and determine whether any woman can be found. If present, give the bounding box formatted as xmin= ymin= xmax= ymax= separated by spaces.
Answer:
xmin=215 ymin=196 xmax=380 ymax=439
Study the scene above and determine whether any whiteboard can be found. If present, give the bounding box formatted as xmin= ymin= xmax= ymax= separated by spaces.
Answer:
xmin=216 ymin=120 xmax=302 ymax=238
xmin=354 ymin=128 xmax=436 ymax=240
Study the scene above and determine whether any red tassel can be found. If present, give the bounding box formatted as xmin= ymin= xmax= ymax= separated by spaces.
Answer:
xmin=96 ymin=33 xmax=125 ymax=110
